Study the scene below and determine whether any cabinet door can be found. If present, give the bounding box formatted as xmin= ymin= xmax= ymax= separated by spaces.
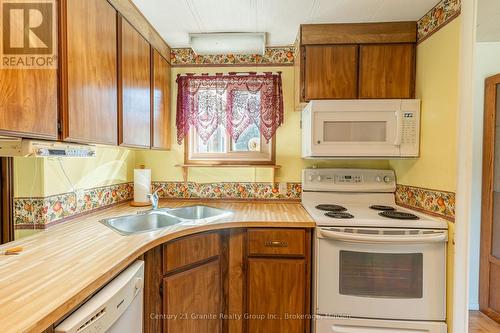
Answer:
xmin=163 ymin=259 xmax=222 ymax=333
xmin=304 ymin=45 xmax=358 ymax=100
xmin=63 ymin=0 xmax=118 ymax=144
xmin=359 ymin=44 xmax=415 ymax=98
xmin=119 ymin=18 xmax=151 ymax=148
xmin=0 ymin=69 xmax=58 ymax=139
xmin=151 ymin=50 xmax=171 ymax=150
xmin=247 ymin=258 xmax=306 ymax=333
xmin=0 ymin=2 xmax=58 ymax=139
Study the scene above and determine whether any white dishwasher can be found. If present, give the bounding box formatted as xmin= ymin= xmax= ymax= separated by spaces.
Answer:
xmin=55 ymin=260 xmax=144 ymax=333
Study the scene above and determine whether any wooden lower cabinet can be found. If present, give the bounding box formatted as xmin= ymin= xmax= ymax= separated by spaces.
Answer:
xmin=144 ymin=228 xmax=311 ymax=333
xmin=163 ymin=259 xmax=223 ymax=333
xmin=247 ymin=258 xmax=307 ymax=333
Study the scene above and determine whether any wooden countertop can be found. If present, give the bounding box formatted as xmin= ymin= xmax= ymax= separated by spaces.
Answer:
xmin=0 ymin=200 xmax=314 ymax=333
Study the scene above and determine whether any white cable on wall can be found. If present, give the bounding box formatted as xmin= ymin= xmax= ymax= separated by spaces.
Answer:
xmin=28 ymin=158 xmax=39 ymax=232
xmin=56 ymin=158 xmax=77 ymax=194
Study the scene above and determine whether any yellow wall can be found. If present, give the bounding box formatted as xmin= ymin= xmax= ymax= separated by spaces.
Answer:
xmin=135 ymin=66 xmax=390 ymax=183
xmin=390 ymin=18 xmax=461 ymax=192
xmin=13 ymin=157 xmax=44 ymax=197
xmin=14 ymin=146 xmax=136 ymax=197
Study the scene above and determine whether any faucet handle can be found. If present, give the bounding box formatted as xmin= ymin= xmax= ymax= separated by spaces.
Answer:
xmin=147 ymin=185 xmax=164 ymax=210
xmin=152 ymin=185 xmax=164 ymax=196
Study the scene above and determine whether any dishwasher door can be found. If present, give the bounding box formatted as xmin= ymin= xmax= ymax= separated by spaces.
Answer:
xmin=55 ymin=260 xmax=144 ymax=333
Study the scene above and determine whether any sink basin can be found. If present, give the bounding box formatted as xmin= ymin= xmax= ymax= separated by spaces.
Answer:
xmin=164 ymin=205 xmax=232 ymax=221
xmin=101 ymin=212 xmax=183 ymax=235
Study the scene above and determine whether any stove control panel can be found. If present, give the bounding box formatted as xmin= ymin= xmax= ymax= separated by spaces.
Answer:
xmin=302 ymin=168 xmax=396 ymax=192
xmin=335 ymin=175 xmax=362 ymax=183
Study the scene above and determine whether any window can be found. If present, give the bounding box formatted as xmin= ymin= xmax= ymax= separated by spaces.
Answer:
xmin=176 ymin=73 xmax=283 ymax=165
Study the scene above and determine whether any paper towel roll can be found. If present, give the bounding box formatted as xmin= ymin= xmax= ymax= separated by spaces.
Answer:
xmin=133 ymin=168 xmax=151 ymax=204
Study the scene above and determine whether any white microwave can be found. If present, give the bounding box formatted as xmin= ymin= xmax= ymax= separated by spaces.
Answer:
xmin=301 ymin=99 xmax=420 ymax=158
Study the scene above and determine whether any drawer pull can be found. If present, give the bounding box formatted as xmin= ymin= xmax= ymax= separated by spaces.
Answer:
xmin=264 ymin=240 xmax=288 ymax=248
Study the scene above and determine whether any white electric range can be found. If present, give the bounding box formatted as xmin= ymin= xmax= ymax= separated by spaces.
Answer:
xmin=302 ymin=168 xmax=448 ymax=333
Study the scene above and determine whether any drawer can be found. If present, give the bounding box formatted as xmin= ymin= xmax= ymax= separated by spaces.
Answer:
xmin=163 ymin=232 xmax=220 ymax=273
xmin=247 ymin=228 xmax=306 ymax=257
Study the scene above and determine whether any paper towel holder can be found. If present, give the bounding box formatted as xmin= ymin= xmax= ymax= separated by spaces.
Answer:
xmin=130 ymin=165 xmax=152 ymax=207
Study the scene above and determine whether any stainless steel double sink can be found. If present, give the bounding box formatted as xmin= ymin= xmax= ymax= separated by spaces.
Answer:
xmin=101 ymin=205 xmax=232 ymax=235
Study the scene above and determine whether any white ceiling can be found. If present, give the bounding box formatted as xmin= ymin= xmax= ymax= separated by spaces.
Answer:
xmin=132 ymin=0 xmax=439 ymax=48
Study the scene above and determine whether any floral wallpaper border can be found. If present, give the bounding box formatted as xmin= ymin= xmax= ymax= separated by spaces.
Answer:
xmin=14 ymin=183 xmax=134 ymax=229
xmin=417 ymin=0 xmax=461 ymax=43
xmin=14 ymin=181 xmax=455 ymax=226
xmin=395 ymin=184 xmax=455 ymax=221
xmin=152 ymin=182 xmax=302 ymax=201
xmin=170 ymin=47 xmax=295 ymax=66
xmin=14 ymin=181 xmax=302 ymax=228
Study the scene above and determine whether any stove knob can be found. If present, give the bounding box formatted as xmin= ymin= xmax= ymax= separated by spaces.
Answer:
xmin=308 ymin=175 xmax=313 ymax=181
xmin=316 ymin=175 xmax=322 ymax=181
xmin=383 ymin=176 xmax=392 ymax=183
xmin=376 ymin=176 xmax=382 ymax=182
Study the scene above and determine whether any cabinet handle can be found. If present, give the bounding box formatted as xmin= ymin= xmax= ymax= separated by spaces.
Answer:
xmin=264 ymin=240 xmax=288 ymax=248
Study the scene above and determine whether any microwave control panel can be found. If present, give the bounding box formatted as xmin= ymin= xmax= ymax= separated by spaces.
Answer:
xmin=402 ymin=112 xmax=418 ymax=145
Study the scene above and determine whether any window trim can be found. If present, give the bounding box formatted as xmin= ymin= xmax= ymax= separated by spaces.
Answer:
xmin=184 ymin=129 xmax=276 ymax=166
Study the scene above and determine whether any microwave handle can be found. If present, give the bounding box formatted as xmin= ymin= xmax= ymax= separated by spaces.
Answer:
xmin=393 ymin=110 xmax=403 ymax=146
xmin=319 ymin=229 xmax=448 ymax=244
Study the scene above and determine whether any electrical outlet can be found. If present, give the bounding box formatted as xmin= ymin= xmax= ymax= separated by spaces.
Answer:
xmin=279 ymin=182 xmax=287 ymax=195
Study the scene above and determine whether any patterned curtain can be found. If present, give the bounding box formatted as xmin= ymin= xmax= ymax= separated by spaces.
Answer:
xmin=176 ymin=72 xmax=284 ymax=144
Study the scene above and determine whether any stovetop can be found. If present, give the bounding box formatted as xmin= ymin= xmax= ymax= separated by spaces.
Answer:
xmin=301 ymin=168 xmax=448 ymax=229
xmin=301 ymin=192 xmax=448 ymax=229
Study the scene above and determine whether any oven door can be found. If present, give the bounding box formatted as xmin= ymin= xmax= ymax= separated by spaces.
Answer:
xmin=315 ymin=228 xmax=447 ymax=321
xmin=312 ymin=109 xmax=403 ymax=157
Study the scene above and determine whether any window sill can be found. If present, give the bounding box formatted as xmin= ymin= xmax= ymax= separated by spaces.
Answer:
xmin=174 ymin=164 xmax=281 ymax=184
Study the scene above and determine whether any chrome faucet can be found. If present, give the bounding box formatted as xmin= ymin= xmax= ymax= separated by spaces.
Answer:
xmin=147 ymin=187 xmax=164 ymax=210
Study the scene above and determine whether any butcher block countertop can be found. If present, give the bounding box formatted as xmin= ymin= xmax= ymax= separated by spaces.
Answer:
xmin=0 ymin=200 xmax=314 ymax=333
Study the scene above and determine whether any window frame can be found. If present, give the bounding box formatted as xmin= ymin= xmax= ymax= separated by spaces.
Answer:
xmin=184 ymin=127 xmax=276 ymax=165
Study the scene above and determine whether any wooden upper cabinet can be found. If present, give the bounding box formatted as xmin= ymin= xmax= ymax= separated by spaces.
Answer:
xmin=119 ymin=18 xmax=151 ymax=148
xmin=0 ymin=3 xmax=58 ymax=139
xmin=152 ymin=50 xmax=171 ymax=150
xmin=295 ymin=22 xmax=417 ymax=106
xmin=304 ymin=45 xmax=358 ymax=100
xmin=0 ymin=69 xmax=58 ymax=139
xmin=359 ymin=44 xmax=415 ymax=99
xmin=62 ymin=0 xmax=118 ymax=145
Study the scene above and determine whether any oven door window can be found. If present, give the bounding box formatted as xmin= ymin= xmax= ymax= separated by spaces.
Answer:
xmin=339 ymin=251 xmax=423 ymax=298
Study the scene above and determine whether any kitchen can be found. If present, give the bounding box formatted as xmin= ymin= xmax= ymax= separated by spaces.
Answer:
xmin=0 ymin=0 xmax=497 ymax=333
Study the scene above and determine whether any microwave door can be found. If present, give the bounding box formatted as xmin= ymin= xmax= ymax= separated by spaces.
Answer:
xmin=313 ymin=110 xmax=401 ymax=157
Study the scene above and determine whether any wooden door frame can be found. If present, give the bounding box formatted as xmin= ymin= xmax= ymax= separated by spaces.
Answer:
xmin=479 ymin=73 xmax=500 ymax=322
xmin=0 ymin=157 xmax=14 ymax=244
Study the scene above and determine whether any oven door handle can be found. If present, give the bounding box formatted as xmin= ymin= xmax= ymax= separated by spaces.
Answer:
xmin=319 ymin=229 xmax=448 ymax=244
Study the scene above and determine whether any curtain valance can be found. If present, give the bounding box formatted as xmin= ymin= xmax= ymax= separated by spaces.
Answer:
xmin=176 ymin=72 xmax=284 ymax=144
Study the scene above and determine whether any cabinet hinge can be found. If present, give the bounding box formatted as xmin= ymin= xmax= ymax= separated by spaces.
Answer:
xmin=57 ymin=121 xmax=62 ymax=133
xmin=159 ymin=283 xmax=163 ymax=295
